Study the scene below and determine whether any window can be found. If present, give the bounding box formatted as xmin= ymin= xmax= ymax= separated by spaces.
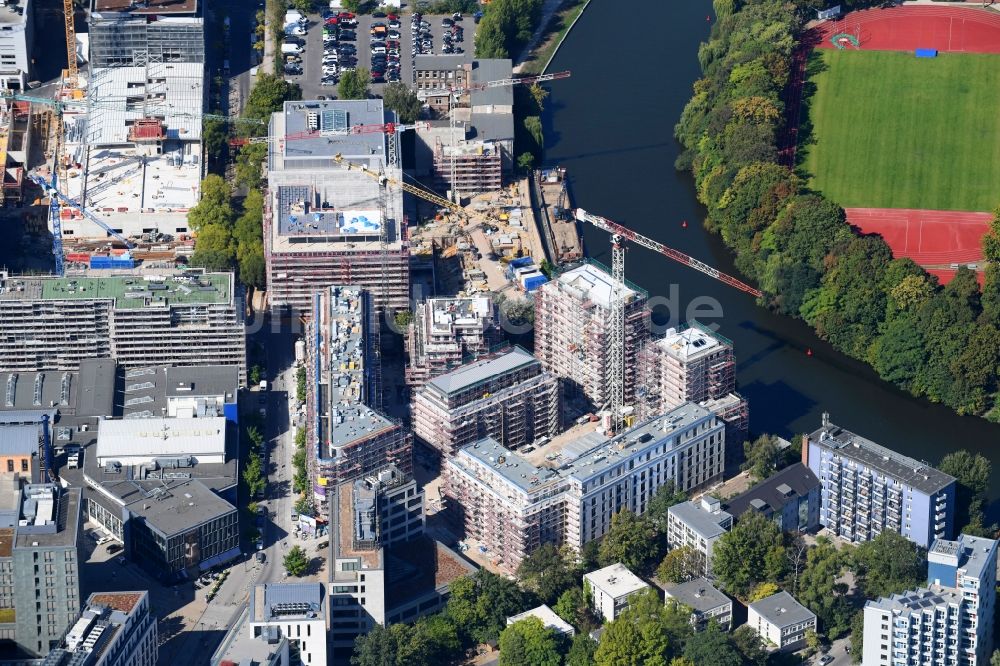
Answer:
xmin=20 ymin=460 xmax=27 ymax=472
xmin=5 ymin=461 xmax=11 ymax=473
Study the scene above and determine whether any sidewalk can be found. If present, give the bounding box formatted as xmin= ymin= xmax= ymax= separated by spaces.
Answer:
xmin=512 ymin=0 xmax=566 ymax=73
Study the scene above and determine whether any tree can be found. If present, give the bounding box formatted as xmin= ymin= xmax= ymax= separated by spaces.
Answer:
xmin=598 ymin=510 xmax=659 ymax=573
xmin=382 ymin=82 xmax=423 ymax=123
xmin=413 ymin=614 xmax=461 ymax=663
xmin=712 ymin=511 xmax=786 ymax=600
xmin=283 ymin=545 xmax=308 ymax=576
xmin=747 ymin=581 xmax=779 ymax=602
xmin=854 ymin=530 xmax=926 ymax=599
xmin=203 ymin=117 xmax=228 ymax=163
xmin=645 ymin=480 xmax=687 ymax=532
xmin=656 ymin=546 xmax=703 ymax=585
xmin=244 ymin=74 xmax=301 ymax=122
xmin=849 ymin=610 xmax=864 ymax=664
xmin=445 ymin=570 xmax=526 ymax=644
xmin=339 ymin=67 xmax=370 ymax=100
xmin=566 ymin=633 xmax=598 ymax=666
xmin=188 ymin=175 xmax=234 ymax=231
xmin=190 ymin=224 xmax=235 ymax=271
xmin=939 ymin=450 xmax=993 ymax=533
xmin=742 ymin=434 xmax=781 ymax=481
xmin=234 ymin=143 xmax=268 ymax=190
xmin=731 ymin=625 xmax=767 ymax=666
xmin=296 ymin=366 xmax=307 ymax=402
xmin=805 ymin=628 xmax=821 ymax=652
xmin=517 ymin=544 xmax=577 ymax=604
xmin=393 ymin=309 xmax=413 ymax=331
xmin=498 ymin=617 xmax=562 ymax=666
xmin=553 ymin=586 xmax=593 ymax=633
xmin=682 ymin=622 xmax=742 ymax=666
xmin=991 ymin=650 xmax=1000 ymax=666
xmin=243 ymin=451 xmax=265 ymax=498
xmin=594 ymin=608 xmax=645 ymax=666
xmin=517 ymin=152 xmax=535 ymax=172
xmin=797 ymin=536 xmax=853 ymax=639
xmin=249 ymin=365 xmax=263 ymax=385
xmin=294 ymin=496 xmax=313 ymax=517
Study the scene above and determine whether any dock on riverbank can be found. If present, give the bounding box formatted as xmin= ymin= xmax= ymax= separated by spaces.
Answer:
xmin=529 ymin=167 xmax=583 ymax=265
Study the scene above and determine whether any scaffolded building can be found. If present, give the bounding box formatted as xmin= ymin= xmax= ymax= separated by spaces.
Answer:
xmin=88 ymin=0 xmax=204 ymax=68
xmin=0 ymin=270 xmax=246 ymax=383
xmin=412 ymin=346 xmax=560 ymax=457
xmin=431 ymin=141 xmax=502 ymax=196
xmin=444 ymin=403 xmax=725 ymax=569
xmin=306 ymin=286 xmax=411 ymax=515
xmin=405 ymin=296 xmax=502 ymax=387
xmin=534 ymin=261 xmax=647 ymax=412
xmin=265 ymin=100 xmax=409 ymax=316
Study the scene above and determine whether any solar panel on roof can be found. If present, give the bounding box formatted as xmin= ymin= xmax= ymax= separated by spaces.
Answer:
xmin=320 ymin=108 xmax=349 ymax=132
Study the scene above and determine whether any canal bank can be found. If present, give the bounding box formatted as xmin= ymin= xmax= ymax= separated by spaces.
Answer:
xmin=543 ymin=0 xmax=1000 ymax=511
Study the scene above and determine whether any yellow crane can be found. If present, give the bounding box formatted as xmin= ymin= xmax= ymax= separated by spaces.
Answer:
xmin=64 ymin=0 xmax=77 ymax=87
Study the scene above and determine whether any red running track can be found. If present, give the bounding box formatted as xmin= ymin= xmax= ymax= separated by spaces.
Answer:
xmin=846 ymin=207 xmax=991 ymax=284
xmin=814 ymin=5 xmax=1000 ymax=53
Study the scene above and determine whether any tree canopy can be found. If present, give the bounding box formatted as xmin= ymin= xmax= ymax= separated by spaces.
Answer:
xmin=598 ymin=510 xmax=660 ymax=574
xmin=283 ymin=545 xmax=308 ymax=577
xmin=445 ymin=570 xmax=526 ymax=644
xmin=517 ymin=544 xmax=578 ymax=605
xmin=938 ymin=450 xmax=994 ymax=535
xmin=593 ymin=589 xmax=692 ymax=666
xmin=339 ymin=67 xmax=371 ymax=100
xmin=498 ymin=617 xmax=562 ymax=666
xmin=854 ymin=530 xmax=926 ymax=599
xmin=711 ymin=511 xmax=787 ymax=601
xmin=382 ymin=82 xmax=423 ymax=123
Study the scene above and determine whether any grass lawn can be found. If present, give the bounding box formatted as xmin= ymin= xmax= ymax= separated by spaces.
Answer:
xmin=801 ymin=49 xmax=1000 ymax=212
xmin=519 ymin=0 xmax=590 ymax=75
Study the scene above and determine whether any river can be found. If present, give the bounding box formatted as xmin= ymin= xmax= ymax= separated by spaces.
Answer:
xmin=543 ymin=0 xmax=1000 ymax=511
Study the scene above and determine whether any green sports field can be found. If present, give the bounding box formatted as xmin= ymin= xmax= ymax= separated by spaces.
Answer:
xmin=802 ymin=49 xmax=1000 ymax=212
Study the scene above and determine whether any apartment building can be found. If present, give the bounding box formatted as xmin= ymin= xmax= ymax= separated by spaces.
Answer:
xmin=583 ymin=563 xmax=650 ymax=622
xmin=666 ymin=497 xmax=733 ymax=576
xmin=0 ymin=0 xmax=34 ymax=91
xmin=662 ymin=578 xmax=732 ymax=632
xmin=406 ymin=296 xmax=502 ymax=387
xmin=0 ymin=271 xmax=246 ymax=384
xmin=266 ymin=100 xmax=409 ymax=315
xmin=804 ymin=413 xmax=956 ymax=548
xmin=412 ymin=346 xmax=560 ymax=457
xmin=306 ymin=287 xmax=411 ymax=514
xmin=248 ymin=583 xmax=327 ymax=666
xmin=42 ymin=591 xmax=157 ymax=666
xmin=534 ymin=261 xmax=647 ymax=411
xmin=863 ymin=534 xmax=997 ymax=666
xmin=444 ymin=403 xmax=725 ymax=569
xmin=0 ymin=482 xmax=81 ymax=658
xmin=747 ymin=591 xmax=817 ymax=652
xmin=724 ymin=462 xmax=821 ymax=533
xmin=89 ymin=0 xmax=204 ymax=68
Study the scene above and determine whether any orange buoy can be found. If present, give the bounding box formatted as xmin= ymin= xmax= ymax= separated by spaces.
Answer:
xmin=681 ymin=220 xmax=688 ymax=229
xmin=806 ymin=348 xmax=813 ymax=357
xmin=706 ymin=15 xmax=711 ymax=21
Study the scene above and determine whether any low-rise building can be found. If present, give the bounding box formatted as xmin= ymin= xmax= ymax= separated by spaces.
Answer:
xmin=95 ymin=416 xmax=227 ymax=466
xmin=412 ymin=346 xmax=560 ymax=457
xmin=406 ymin=296 xmax=501 ymax=387
xmin=804 ymin=413 xmax=956 ymax=547
xmin=661 ymin=578 xmax=732 ymax=632
xmin=249 ymin=583 xmax=327 ymax=666
xmin=0 ymin=482 xmax=81 ymax=658
xmin=210 ymin=605 xmax=290 ymax=666
xmin=747 ymin=591 xmax=817 ymax=652
xmin=42 ymin=591 xmax=157 ymax=666
xmin=666 ymin=497 xmax=733 ymax=576
xmin=862 ymin=533 xmax=997 ymax=666
xmin=724 ymin=462 xmax=820 ymax=533
xmin=506 ymin=605 xmax=575 ymax=637
xmin=444 ymin=404 xmax=725 ymax=569
xmin=583 ymin=563 xmax=650 ymax=622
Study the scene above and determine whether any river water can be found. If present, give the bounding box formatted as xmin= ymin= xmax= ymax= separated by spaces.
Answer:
xmin=543 ymin=0 xmax=1000 ymax=509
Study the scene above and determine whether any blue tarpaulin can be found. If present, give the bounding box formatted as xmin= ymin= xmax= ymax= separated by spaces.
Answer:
xmin=915 ymin=48 xmax=938 ymax=58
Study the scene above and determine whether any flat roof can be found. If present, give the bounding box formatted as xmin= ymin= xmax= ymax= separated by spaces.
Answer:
xmin=278 ymin=99 xmax=388 ymax=160
xmin=668 ymin=500 xmax=732 ymax=540
xmin=334 ymin=482 xmax=381 ymax=567
xmin=93 ymin=0 xmax=197 ymax=13
xmin=253 ymin=582 xmax=325 ymax=623
xmin=725 ymin=463 xmax=819 ymax=519
xmin=0 ymin=0 xmax=29 ymax=26
xmin=662 ymin=577 xmax=731 ymax=614
xmin=276 ymin=184 xmax=386 ymax=239
xmin=0 ymin=271 xmax=232 ymax=307
xmin=553 ymin=262 xmax=640 ymax=309
xmin=469 ymin=111 xmax=514 ymax=143
xmin=929 ymin=533 xmax=997 ymax=581
xmin=426 ymin=346 xmax=538 ymax=397
xmin=0 ymin=425 xmax=38 ymax=456
xmin=122 ymin=365 xmax=237 ymax=419
xmin=126 ymin=478 xmax=235 ymax=537
xmin=14 ymin=486 xmax=80 ymax=549
xmin=96 ymin=416 xmax=226 ymax=461
xmin=0 ymin=359 xmax=117 ymax=417
xmin=427 ymin=296 xmax=493 ymax=331
xmin=507 ymin=604 xmax=574 ymax=635
xmin=749 ymin=591 xmax=816 ymax=629
xmin=470 ymin=59 xmax=514 ymax=108
xmin=866 ymin=586 xmax=962 ymax=614
xmin=654 ymin=323 xmax=730 ymax=362
xmin=212 ymin=606 xmax=288 ymax=665
xmin=88 ymin=591 xmax=144 ymax=614
xmin=810 ymin=420 xmax=956 ymax=495
xmin=584 ymin=563 xmax=649 ymax=599
xmin=86 ymin=64 xmax=205 ymax=144
xmin=385 ymin=537 xmax=475 ymax=608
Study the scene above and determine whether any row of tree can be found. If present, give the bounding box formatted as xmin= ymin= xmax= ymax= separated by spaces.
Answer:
xmin=474 ymin=0 xmax=543 ymax=59
xmin=674 ymin=0 xmax=1000 ymax=418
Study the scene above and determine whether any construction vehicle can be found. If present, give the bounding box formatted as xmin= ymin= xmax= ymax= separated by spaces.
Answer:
xmin=574 ymin=208 xmax=762 ymax=434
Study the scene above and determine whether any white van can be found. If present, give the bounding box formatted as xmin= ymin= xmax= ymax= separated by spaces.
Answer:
xmin=281 ymin=43 xmax=303 ymax=55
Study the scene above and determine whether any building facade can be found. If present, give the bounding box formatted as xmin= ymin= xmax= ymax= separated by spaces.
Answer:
xmin=804 ymin=414 xmax=956 ymax=548
xmin=405 ymin=296 xmax=502 ymax=387
xmin=444 ymin=403 xmax=725 ymax=569
xmin=265 ymin=100 xmax=409 ymax=315
xmin=0 ymin=483 xmax=81 ymax=657
xmin=306 ymin=286 xmax=412 ymax=515
xmin=747 ymin=591 xmax=817 ymax=652
xmin=89 ymin=0 xmax=204 ymax=68
xmin=862 ymin=534 xmax=997 ymax=666
xmin=534 ymin=262 xmax=648 ymax=412
xmin=666 ymin=497 xmax=733 ymax=576
xmin=583 ymin=563 xmax=650 ymax=622
xmin=0 ymin=271 xmax=246 ymax=384
xmin=411 ymin=346 xmax=560 ymax=457
xmin=42 ymin=591 xmax=157 ymax=666
xmin=248 ymin=583 xmax=327 ymax=666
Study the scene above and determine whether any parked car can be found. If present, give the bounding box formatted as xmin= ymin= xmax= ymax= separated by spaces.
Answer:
xmin=441 ymin=18 xmax=453 ymax=27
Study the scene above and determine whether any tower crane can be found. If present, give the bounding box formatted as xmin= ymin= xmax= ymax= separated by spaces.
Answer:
xmin=63 ymin=0 xmax=77 ymax=88
xmin=574 ymin=208 xmax=762 ymax=434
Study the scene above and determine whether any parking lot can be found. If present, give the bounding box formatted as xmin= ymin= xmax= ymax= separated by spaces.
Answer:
xmin=286 ymin=10 xmax=477 ymax=101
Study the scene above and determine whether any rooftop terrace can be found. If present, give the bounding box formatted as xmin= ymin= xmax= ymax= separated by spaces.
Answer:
xmin=0 ymin=271 xmax=232 ymax=307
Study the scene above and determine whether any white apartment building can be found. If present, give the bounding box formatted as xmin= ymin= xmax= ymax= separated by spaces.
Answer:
xmin=747 ymin=591 xmax=817 ymax=652
xmin=583 ymin=563 xmax=650 ymax=621
xmin=666 ymin=496 xmax=733 ymax=575
xmin=662 ymin=577 xmax=733 ymax=632
xmin=862 ymin=534 xmax=997 ymax=666
xmin=43 ymin=591 xmax=157 ymax=666
xmin=444 ymin=403 xmax=725 ymax=569
xmin=534 ymin=262 xmax=647 ymax=410
xmin=249 ymin=583 xmax=327 ymax=666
